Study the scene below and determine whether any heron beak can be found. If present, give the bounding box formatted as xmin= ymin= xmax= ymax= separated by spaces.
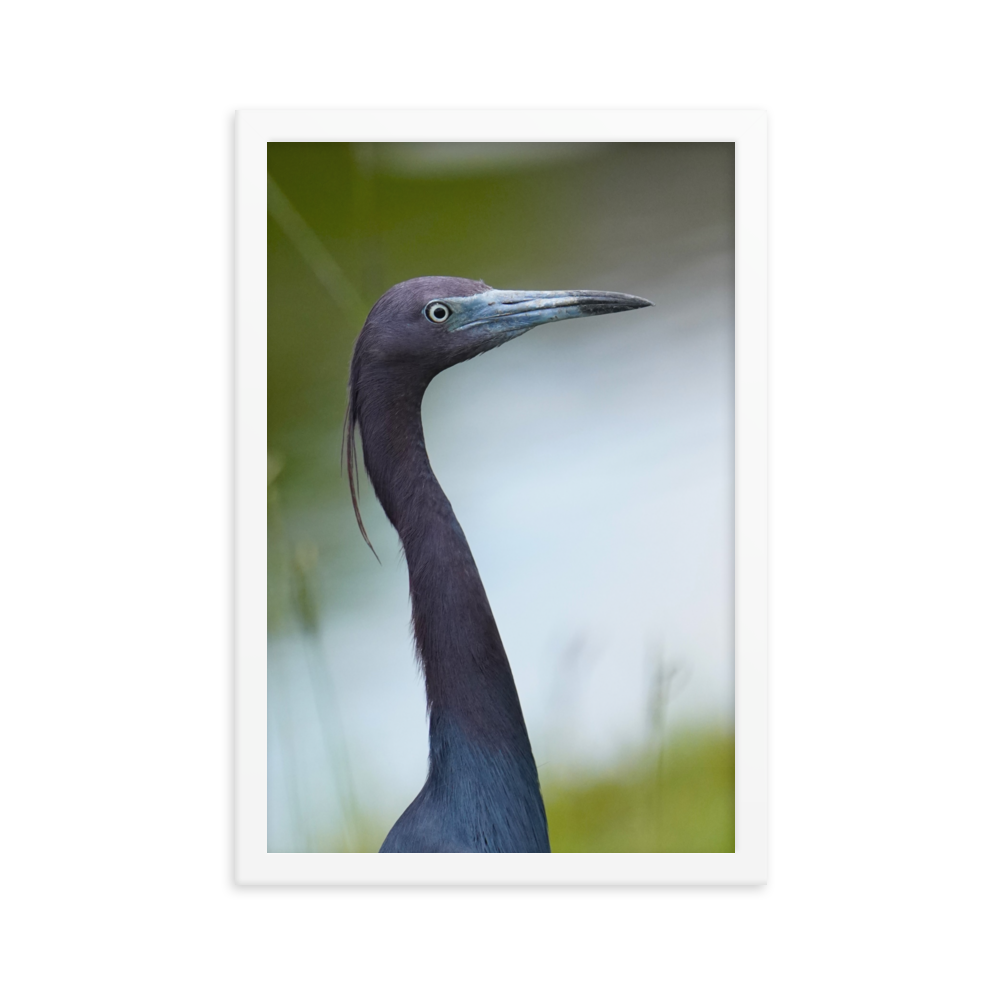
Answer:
xmin=446 ymin=288 xmax=653 ymax=345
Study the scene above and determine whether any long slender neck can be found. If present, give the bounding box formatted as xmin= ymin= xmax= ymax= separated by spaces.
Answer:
xmin=357 ymin=371 xmax=533 ymax=753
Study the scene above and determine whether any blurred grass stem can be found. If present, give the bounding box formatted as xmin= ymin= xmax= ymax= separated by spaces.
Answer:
xmin=267 ymin=174 xmax=368 ymax=325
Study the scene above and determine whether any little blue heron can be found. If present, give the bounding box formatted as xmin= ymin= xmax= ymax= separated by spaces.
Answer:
xmin=344 ymin=276 xmax=652 ymax=852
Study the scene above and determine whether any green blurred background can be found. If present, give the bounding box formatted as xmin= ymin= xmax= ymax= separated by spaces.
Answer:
xmin=268 ymin=142 xmax=735 ymax=852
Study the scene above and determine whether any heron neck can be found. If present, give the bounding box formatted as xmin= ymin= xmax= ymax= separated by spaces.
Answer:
xmin=359 ymin=377 xmax=534 ymax=753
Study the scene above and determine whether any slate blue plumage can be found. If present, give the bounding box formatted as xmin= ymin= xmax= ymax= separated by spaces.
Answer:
xmin=344 ymin=276 xmax=652 ymax=853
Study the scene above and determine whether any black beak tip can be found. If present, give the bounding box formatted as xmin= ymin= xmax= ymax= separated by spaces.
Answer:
xmin=615 ymin=293 xmax=654 ymax=312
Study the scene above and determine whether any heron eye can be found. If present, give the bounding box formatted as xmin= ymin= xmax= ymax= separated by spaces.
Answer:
xmin=425 ymin=302 xmax=451 ymax=324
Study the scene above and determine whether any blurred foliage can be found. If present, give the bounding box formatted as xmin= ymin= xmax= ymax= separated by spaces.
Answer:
xmin=543 ymin=729 xmax=735 ymax=853
xmin=310 ymin=728 xmax=735 ymax=853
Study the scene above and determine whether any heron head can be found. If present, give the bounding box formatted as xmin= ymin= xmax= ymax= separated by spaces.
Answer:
xmin=354 ymin=275 xmax=653 ymax=376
